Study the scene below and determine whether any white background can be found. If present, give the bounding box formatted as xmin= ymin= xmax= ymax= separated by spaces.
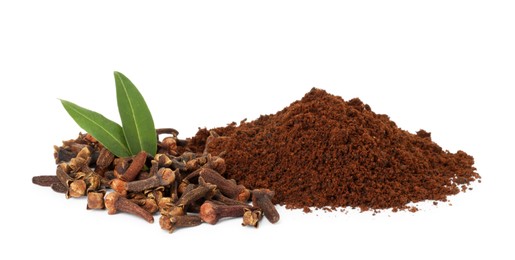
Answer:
xmin=1 ymin=1 xmax=513 ymax=259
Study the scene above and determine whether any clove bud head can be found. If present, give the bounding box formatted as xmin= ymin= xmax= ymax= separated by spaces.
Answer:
xmin=68 ymin=180 xmax=87 ymax=198
xmin=109 ymin=179 xmax=127 ymax=197
xmin=154 ymin=154 xmax=172 ymax=167
xmin=158 ymin=168 xmax=176 ymax=186
xmin=87 ymin=190 xmax=106 ymax=210
xmin=242 ymin=208 xmax=263 ymax=228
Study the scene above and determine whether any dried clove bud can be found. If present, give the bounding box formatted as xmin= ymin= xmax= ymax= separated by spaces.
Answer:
xmin=181 ymin=167 xmax=202 ymax=184
xmin=179 ymin=177 xmax=216 ymax=205
xmin=166 ymin=178 xmax=217 ymax=217
xmin=95 ymin=148 xmax=115 ymax=177
xmin=159 ymin=137 xmax=178 ymax=155
xmin=185 ymin=156 xmax=208 ymax=171
xmin=145 ymin=186 xmax=165 ymax=203
xmin=69 ymin=147 xmax=92 ymax=173
xmin=109 ymin=178 xmax=128 ymax=197
xmin=252 ymin=189 xmax=280 ymax=224
xmin=199 ymin=201 xmax=253 ymax=225
xmin=62 ymin=138 xmax=89 ymax=153
xmin=79 ymin=166 xmax=102 ymax=192
xmin=82 ymin=133 xmax=98 ymax=144
xmin=159 ymin=214 xmax=202 ymax=234
xmin=170 ymin=158 xmax=187 ymax=171
xmin=32 ymin=175 xmax=60 ymax=187
xmin=87 ymin=190 xmax=106 ymax=210
xmin=131 ymin=191 xmax=160 ymax=214
xmin=154 ymin=153 xmax=172 ymax=168
xmin=118 ymin=151 xmax=147 ymax=182
xmin=155 ymin=153 xmax=187 ymax=171
xmin=54 ymin=146 xmax=77 ymax=163
xmin=51 ymin=182 xmax=68 ymax=194
xmin=177 ymin=181 xmax=190 ymax=196
xmin=132 ymin=197 xmax=159 ymax=214
xmin=206 ymin=155 xmax=226 ymax=174
xmin=104 ymin=170 xmax=116 ymax=181
xmin=113 ymin=157 xmax=130 ymax=179
xmin=125 ymin=167 xmax=176 ymax=193
xmin=56 ymin=163 xmax=86 ymax=198
xmin=242 ymin=208 xmax=263 ymax=228
xmin=158 ymin=197 xmax=175 ymax=214
xmin=109 ymin=161 xmax=162 ymax=195
xmin=180 ymin=152 xmax=197 ymax=162
xmin=105 ymin=192 xmax=154 ymax=223
xmin=200 ymin=168 xmax=250 ymax=202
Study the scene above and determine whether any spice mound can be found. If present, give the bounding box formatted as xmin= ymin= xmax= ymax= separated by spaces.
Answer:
xmin=190 ymin=88 xmax=481 ymax=211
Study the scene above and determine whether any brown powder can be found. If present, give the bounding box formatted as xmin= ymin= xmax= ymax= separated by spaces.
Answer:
xmin=190 ymin=88 xmax=480 ymax=211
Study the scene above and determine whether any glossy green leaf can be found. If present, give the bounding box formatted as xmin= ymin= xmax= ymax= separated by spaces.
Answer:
xmin=60 ymin=99 xmax=131 ymax=157
xmin=114 ymin=71 xmax=157 ymax=156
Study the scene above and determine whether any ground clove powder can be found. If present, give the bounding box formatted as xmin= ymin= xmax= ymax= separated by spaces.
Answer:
xmin=190 ymin=88 xmax=480 ymax=211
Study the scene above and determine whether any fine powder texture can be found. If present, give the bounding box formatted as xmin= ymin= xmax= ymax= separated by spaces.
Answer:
xmin=190 ymin=88 xmax=480 ymax=211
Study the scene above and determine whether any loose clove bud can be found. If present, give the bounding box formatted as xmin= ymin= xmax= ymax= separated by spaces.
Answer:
xmin=180 ymin=152 xmax=197 ymax=162
xmin=159 ymin=137 xmax=178 ymax=155
xmin=199 ymin=201 xmax=253 ymax=225
xmin=79 ymin=166 xmax=102 ymax=192
xmin=56 ymin=163 xmax=87 ymax=198
xmin=200 ymin=168 xmax=250 ymax=202
xmin=110 ymin=161 xmax=176 ymax=195
xmin=154 ymin=153 xmax=187 ymax=171
xmin=125 ymin=167 xmax=176 ymax=193
xmin=206 ymin=155 xmax=226 ymax=174
xmin=32 ymin=175 xmax=60 ymax=187
xmin=145 ymin=186 xmax=165 ymax=203
xmin=69 ymin=147 xmax=92 ymax=173
xmin=154 ymin=153 xmax=172 ymax=168
xmin=113 ymin=157 xmax=130 ymax=180
xmin=54 ymin=146 xmax=77 ymax=163
xmin=131 ymin=192 xmax=160 ymax=214
xmin=109 ymin=178 xmax=128 ymax=197
xmin=242 ymin=208 xmax=263 ymax=228
xmin=158 ymin=197 xmax=175 ymax=215
xmin=159 ymin=214 xmax=202 ymax=233
xmin=185 ymin=156 xmax=208 ymax=171
xmin=118 ymin=151 xmax=147 ymax=182
xmin=87 ymin=190 xmax=106 ymax=210
xmin=252 ymin=189 xmax=280 ymax=224
xmin=95 ymin=148 xmax=115 ymax=177
xmin=105 ymin=192 xmax=154 ymax=223
xmin=166 ymin=178 xmax=217 ymax=217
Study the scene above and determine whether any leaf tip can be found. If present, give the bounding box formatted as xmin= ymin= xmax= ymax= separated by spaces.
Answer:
xmin=113 ymin=71 xmax=125 ymax=78
xmin=59 ymin=99 xmax=71 ymax=106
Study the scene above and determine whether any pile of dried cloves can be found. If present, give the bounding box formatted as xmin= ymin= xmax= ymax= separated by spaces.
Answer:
xmin=32 ymin=129 xmax=279 ymax=233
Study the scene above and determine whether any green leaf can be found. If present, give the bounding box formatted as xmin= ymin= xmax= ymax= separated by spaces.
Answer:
xmin=60 ymin=99 xmax=132 ymax=158
xmin=114 ymin=71 xmax=157 ymax=156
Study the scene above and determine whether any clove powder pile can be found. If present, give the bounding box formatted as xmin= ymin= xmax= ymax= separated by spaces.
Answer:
xmin=190 ymin=88 xmax=480 ymax=211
